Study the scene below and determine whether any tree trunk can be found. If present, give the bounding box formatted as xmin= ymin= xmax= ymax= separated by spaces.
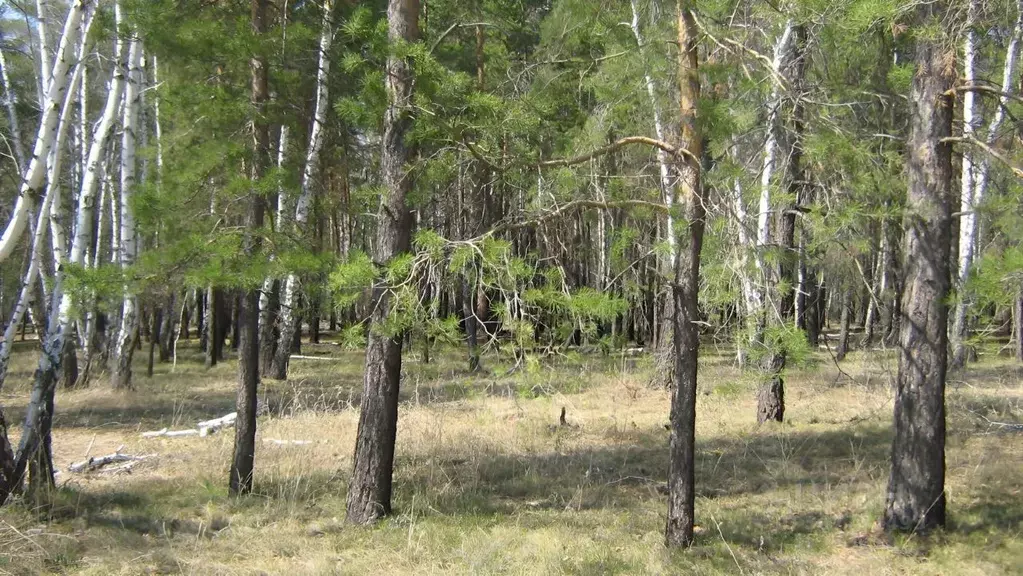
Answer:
xmin=0 ymin=0 xmax=90 ymax=264
xmin=836 ymin=289 xmax=851 ymax=361
xmin=1015 ymin=289 xmax=1023 ymax=362
xmin=229 ymin=0 xmax=269 ymax=496
xmin=463 ymin=277 xmax=480 ymax=372
xmin=756 ymin=360 xmax=785 ymax=423
xmin=205 ymin=287 xmax=220 ymax=369
xmin=272 ymin=0 xmax=334 ymax=381
xmin=148 ymin=307 xmax=161 ymax=377
xmin=111 ymin=35 xmax=143 ymax=391
xmin=883 ymin=4 xmax=952 ymax=533
xmin=952 ymin=0 xmax=1023 ymax=369
xmin=665 ymin=0 xmax=704 ymax=548
xmin=346 ymin=0 xmax=418 ymax=525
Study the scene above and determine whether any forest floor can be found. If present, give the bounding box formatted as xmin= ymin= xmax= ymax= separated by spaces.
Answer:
xmin=0 ymin=336 xmax=1021 ymax=575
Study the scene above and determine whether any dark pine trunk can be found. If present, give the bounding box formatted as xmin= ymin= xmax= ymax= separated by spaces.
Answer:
xmin=229 ymin=0 xmax=269 ymax=497
xmin=205 ymin=287 xmax=219 ymax=369
xmin=61 ymin=337 xmax=78 ymax=388
xmin=883 ymin=6 xmax=952 ymax=533
xmin=148 ymin=307 xmax=161 ymax=377
xmin=0 ymin=409 xmax=16 ymax=504
xmin=462 ymin=277 xmax=480 ymax=372
xmin=665 ymin=0 xmax=703 ymax=548
xmin=836 ymin=289 xmax=851 ymax=361
xmin=159 ymin=294 xmax=175 ymax=362
xmin=1015 ymin=289 xmax=1023 ymax=362
xmin=756 ymin=353 xmax=785 ymax=423
xmin=346 ymin=0 xmax=418 ymax=525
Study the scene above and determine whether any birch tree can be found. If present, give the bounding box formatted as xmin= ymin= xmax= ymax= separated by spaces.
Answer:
xmin=111 ymin=35 xmax=143 ymax=390
xmin=0 ymin=0 xmax=92 ymax=264
xmin=269 ymin=0 xmax=335 ymax=380
xmin=951 ymin=0 xmax=1023 ymax=368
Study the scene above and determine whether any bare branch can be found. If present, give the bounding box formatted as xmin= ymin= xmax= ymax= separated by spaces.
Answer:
xmin=943 ymin=136 xmax=1023 ymax=179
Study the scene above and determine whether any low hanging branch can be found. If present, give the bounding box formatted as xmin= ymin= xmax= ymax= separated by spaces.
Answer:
xmin=461 ymin=134 xmax=699 ymax=175
xmin=950 ymin=84 xmax=1023 ymax=105
xmin=537 ymin=136 xmax=701 ymax=169
xmin=478 ymin=199 xmax=668 ymax=241
xmin=943 ymin=136 xmax=1023 ymax=179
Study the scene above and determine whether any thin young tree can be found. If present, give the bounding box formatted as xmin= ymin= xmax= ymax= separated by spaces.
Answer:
xmin=229 ymin=0 xmax=271 ymax=496
xmin=665 ymin=0 xmax=705 ymax=548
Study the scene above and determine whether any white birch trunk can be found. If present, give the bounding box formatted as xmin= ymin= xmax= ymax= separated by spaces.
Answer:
xmin=745 ymin=19 xmax=794 ymax=343
xmin=953 ymin=0 xmax=1023 ymax=362
xmin=152 ymin=55 xmax=165 ymax=181
xmin=258 ymin=126 xmax=289 ymax=341
xmin=0 ymin=184 xmax=56 ymax=388
xmin=45 ymin=11 xmax=94 ymax=272
xmin=35 ymin=0 xmax=53 ymax=107
xmin=629 ymin=0 xmax=675 ymax=250
xmin=272 ymin=0 xmax=335 ymax=378
xmin=112 ymin=35 xmax=143 ymax=389
xmin=0 ymin=47 xmax=27 ymax=173
xmin=72 ymin=2 xmax=126 ymax=269
xmin=0 ymin=0 xmax=91 ymax=264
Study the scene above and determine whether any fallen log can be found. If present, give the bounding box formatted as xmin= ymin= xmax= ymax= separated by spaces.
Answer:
xmin=263 ymin=439 xmax=313 ymax=446
xmin=198 ymin=412 xmax=237 ymax=437
xmin=140 ymin=412 xmax=238 ymax=439
xmin=68 ymin=449 xmax=155 ymax=473
xmin=141 ymin=428 xmax=199 ymax=438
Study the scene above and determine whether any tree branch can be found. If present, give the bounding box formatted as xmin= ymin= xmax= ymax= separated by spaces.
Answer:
xmin=537 ymin=136 xmax=700 ymax=169
xmin=479 ymin=199 xmax=668 ymax=240
xmin=942 ymin=136 xmax=1023 ymax=179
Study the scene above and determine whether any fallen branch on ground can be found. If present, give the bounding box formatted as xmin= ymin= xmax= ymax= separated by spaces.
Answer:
xmin=68 ymin=448 xmax=155 ymax=473
xmin=140 ymin=411 xmax=238 ymax=439
xmin=141 ymin=428 xmax=199 ymax=438
xmin=263 ymin=439 xmax=313 ymax=446
xmin=197 ymin=412 xmax=237 ymax=437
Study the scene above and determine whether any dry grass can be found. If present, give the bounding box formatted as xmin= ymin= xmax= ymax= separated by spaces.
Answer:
xmin=0 ymin=337 xmax=1021 ymax=575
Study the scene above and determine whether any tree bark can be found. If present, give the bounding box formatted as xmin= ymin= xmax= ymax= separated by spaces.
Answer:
xmin=0 ymin=0 xmax=91 ymax=264
xmin=1015 ymin=289 xmax=1023 ymax=362
xmin=836 ymin=289 xmax=851 ymax=361
xmin=229 ymin=0 xmax=270 ymax=496
xmin=111 ymin=35 xmax=143 ymax=390
xmin=952 ymin=0 xmax=1023 ymax=368
xmin=883 ymin=3 xmax=952 ymax=533
xmin=271 ymin=0 xmax=335 ymax=380
xmin=346 ymin=0 xmax=418 ymax=525
xmin=205 ymin=287 xmax=220 ymax=369
xmin=665 ymin=0 xmax=704 ymax=548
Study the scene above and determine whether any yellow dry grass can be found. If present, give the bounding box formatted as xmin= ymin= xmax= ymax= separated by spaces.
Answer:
xmin=0 ymin=338 xmax=1020 ymax=575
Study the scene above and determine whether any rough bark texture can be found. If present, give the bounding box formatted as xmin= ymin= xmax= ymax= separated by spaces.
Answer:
xmin=229 ymin=0 xmax=269 ymax=496
xmin=346 ymin=0 xmax=418 ymax=525
xmin=463 ymin=277 xmax=480 ymax=372
xmin=665 ymin=0 xmax=703 ymax=548
xmin=1016 ymin=290 xmax=1023 ymax=362
xmin=756 ymin=353 xmax=785 ymax=423
xmin=259 ymin=279 xmax=279 ymax=376
xmin=836 ymin=289 xmax=851 ymax=361
xmin=882 ymin=6 xmax=952 ymax=533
